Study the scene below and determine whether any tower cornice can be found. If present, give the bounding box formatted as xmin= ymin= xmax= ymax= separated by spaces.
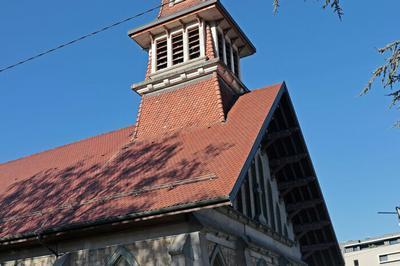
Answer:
xmin=131 ymin=58 xmax=248 ymax=95
xmin=128 ymin=0 xmax=255 ymax=58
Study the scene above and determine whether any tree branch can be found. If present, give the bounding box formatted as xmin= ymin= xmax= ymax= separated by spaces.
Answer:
xmin=363 ymin=41 xmax=400 ymax=127
xmin=272 ymin=0 xmax=343 ymax=19
xmin=273 ymin=0 xmax=280 ymax=14
xmin=322 ymin=0 xmax=343 ymax=20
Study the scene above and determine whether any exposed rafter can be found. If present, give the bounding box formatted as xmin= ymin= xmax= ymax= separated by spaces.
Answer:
xmin=294 ymin=220 xmax=331 ymax=239
xmin=270 ymin=153 xmax=308 ymax=175
xmin=278 ymin=176 xmax=316 ymax=197
xmin=301 ymin=242 xmax=337 ymax=254
xmin=264 ymin=127 xmax=299 ymax=149
xmin=286 ymin=199 xmax=323 ymax=213
xmin=264 ymin=92 xmax=344 ymax=265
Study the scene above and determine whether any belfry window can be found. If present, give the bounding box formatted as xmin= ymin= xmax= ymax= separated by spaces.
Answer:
xmin=172 ymin=32 xmax=184 ymax=65
xmin=233 ymin=49 xmax=239 ymax=75
xmin=188 ymin=27 xmax=201 ymax=59
xmin=225 ymin=40 xmax=232 ymax=71
xmin=156 ymin=37 xmax=168 ymax=70
xmin=215 ymin=27 xmax=240 ymax=77
xmin=217 ymin=31 xmax=224 ymax=59
xmin=267 ymin=181 xmax=276 ymax=231
xmin=152 ymin=24 xmax=204 ymax=73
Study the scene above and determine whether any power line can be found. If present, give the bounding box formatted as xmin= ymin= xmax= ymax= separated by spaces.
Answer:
xmin=0 ymin=1 xmax=174 ymax=74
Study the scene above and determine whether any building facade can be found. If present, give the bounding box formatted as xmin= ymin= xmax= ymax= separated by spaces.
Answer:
xmin=0 ymin=0 xmax=343 ymax=265
xmin=342 ymin=233 xmax=400 ymax=266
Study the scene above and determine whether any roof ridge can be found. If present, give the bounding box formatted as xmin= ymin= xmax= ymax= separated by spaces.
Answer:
xmin=252 ymin=82 xmax=284 ymax=92
xmin=0 ymin=125 xmax=134 ymax=167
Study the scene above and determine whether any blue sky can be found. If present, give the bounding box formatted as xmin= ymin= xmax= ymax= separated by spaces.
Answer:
xmin=0 ymin=0 xmax=399 ymax=242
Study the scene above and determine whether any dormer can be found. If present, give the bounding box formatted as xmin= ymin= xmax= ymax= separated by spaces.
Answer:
xmin=128 ymin=0 xmax=256 ymax=95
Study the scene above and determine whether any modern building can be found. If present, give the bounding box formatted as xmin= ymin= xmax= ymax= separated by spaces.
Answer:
xmin=0 ymin=0 xmax=343 ymax=265
xmin=341 ymin=233 xmax=400 ymax=266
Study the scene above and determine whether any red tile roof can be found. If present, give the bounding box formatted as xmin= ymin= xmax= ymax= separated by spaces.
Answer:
xmin=0 ymin=83 xmax=282 ymax=241
xmin=134 ymin=74 xmax=229 ymax=140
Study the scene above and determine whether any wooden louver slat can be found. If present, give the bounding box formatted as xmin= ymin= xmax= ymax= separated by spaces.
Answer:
xmin=225 ymin=41 xmax=232 ymax=71
xmin=156 ymin=37 xmax=168 ymax=70
xmin=188 ymin=27 xmax=200 ymax=60
xmin=172 ymin=32 xmax=184 ymax=65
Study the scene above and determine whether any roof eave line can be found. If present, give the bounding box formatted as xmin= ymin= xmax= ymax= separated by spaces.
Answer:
xmin=0 ymin=196 xmax=230 ymax=246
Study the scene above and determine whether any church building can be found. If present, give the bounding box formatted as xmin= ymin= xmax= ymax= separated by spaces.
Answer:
xmin=0 ymin=0 xmax=344 ymax=265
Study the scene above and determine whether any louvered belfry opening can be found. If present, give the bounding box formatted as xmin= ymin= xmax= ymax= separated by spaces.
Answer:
xmin=233 ymin=49 xmax=239 ymax=75
xmin=156 ymin=37 xmax=168 ymax=70
xmin=225 ymin=40 xmax=232 ymax=71
xmin=188 ymin=27 xmax=200 ymax=59
xmin=172 ymin=32 xmax=184 ymax=65
xmin=217 ymin=31 xmax=224 ymax=59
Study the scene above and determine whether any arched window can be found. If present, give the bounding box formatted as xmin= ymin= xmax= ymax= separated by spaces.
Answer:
xmin=244 ymin=177 xmax=252 ymax=217
xmin=257 ymin=155 xmax=268 ymax=223
xmin=276 ymin=203 xmax=283 ymax=235
xmin=267 ymin=181 xmax=276 ymax=231
xmin=251 ymin=161 xmax=261 ymax=221
xmin=106 ymin=246 xmax=139 ymax=266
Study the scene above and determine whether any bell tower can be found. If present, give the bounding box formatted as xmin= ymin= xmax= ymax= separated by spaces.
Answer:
xmin=128 ymin=0 xmax=256 ymax=140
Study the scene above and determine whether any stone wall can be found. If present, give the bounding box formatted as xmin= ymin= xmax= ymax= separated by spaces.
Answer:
xmin=0 ymin=209 xmax=306 ymax=266
xmin=1 ymin=236 xmax=174 ymax=266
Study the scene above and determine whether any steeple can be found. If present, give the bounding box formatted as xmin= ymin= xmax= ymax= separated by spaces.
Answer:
xmin=128 ymin=0 xmax=256 ymax=140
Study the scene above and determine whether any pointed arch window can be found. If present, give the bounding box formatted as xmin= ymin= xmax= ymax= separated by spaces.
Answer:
xmin=244 ymin=177 xmax=252 ymax=217
xmin=276 ymin=203 xmax=283 ymax=235
xmin=267 ymin=181 xmax=276 ymax=231
xmin=257 ymin=155 xmax=268 ymax=223
xmin=251 ymin=161 xmax=261 ymax=221
xmin=106 ymin=246 xmax=139 ymax=266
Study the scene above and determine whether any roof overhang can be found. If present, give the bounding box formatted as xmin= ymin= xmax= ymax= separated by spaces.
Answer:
xmin=128 ymin=0 xmax=256 ymax=58
xmin=0 ymin=196 xmax=230 ymax=246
